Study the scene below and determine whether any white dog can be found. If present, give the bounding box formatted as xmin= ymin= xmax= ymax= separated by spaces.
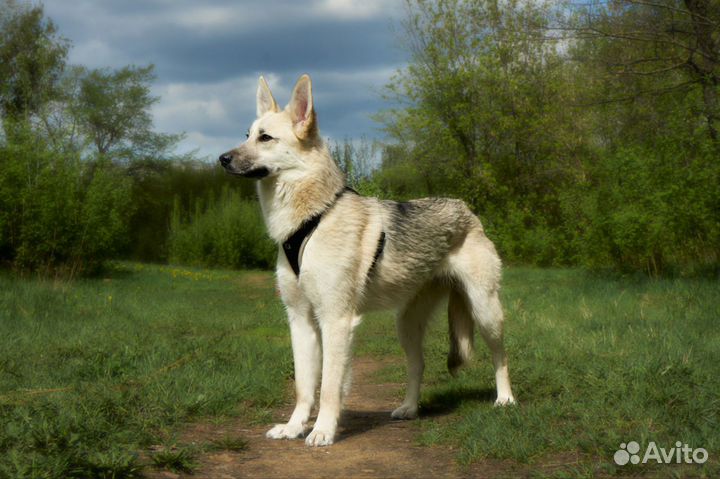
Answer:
xmin=219 ymin=74 xmax=515 ymax=446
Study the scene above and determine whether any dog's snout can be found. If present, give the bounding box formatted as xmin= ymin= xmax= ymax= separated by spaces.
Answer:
xmin=219 ymin=153 xmax=232 ymax=167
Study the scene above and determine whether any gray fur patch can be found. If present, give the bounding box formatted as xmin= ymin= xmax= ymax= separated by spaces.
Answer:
xmin=380 ymin=198 xmax=477 ymax=278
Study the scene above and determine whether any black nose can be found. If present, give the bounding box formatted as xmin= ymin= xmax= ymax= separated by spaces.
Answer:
xmin=219 ymin=153 xmax=232 ymax=167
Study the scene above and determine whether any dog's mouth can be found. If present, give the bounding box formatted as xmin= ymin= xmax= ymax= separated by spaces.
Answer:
xmin=219 ymin=154 xmax=270 ymax=179
xmin=237 ymin=167 xmax=270 ymax=179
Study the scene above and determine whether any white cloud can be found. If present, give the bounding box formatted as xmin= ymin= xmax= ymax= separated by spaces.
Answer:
xmin=311 ymin=65 xmax=400 ymax=101
xmin=150 ymin=66 xmax=398 ymax=159
xmin=312 ymin=0 xmax=388 ymax=20
xmin=171 ymin=6 xmax=239 ymax=30
xmin=152 ymin=75 xmax=256 ymax=141
xmin=167 ymin=3 xmax=306 ymax=32
xmin=151 ymin=72 xmax=292 ymax=159
xmin=178 ymin=131 xmax=242 ymax=160
xmin=132 ymin=0 xmax=394 ymax=34
xmin=41 ymin=0 xmax=408 ymax=158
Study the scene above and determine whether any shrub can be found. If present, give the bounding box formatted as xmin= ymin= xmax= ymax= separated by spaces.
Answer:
xmin=168 ymin=187 xmax=275 ymax=269
xmin=124 ymin=159 xmax=257 ymax=263
xmin=0 ymin=127 xmax=134 ymax=275
xmin=568 ymin=145 xmax=720 ymax=275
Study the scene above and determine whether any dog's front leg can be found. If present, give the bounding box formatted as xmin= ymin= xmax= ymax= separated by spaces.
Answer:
xmin=266 ymin=305 xmax=320 ymax=440
xmin=305 ymin=313 xmax=356 ymax=447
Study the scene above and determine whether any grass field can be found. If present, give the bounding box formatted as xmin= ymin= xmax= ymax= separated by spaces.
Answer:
xmin=0 ymin=264 xmax=718 ymax=477
xmin=0 ymin=263 xmax=290 ymax=477
xmin=414 ymin=269 xmax=720 ymax=477
xmin=361 ymin=268 xmax=720 ymax=477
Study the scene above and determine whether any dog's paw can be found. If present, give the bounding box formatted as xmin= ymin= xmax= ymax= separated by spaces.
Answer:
xmin=391 ymin=403 xmax=419 ymax=420
xmin=494 ymin=396 xmax=516 ymax=407
xmin=304 ymin=428 xmax=334 ymax=447
xmin=266 ymin=422 xmax=305 ymax=440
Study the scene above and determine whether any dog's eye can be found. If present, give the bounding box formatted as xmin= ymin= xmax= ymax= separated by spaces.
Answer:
xmin=245 ymin=131 xmax=249 ymax=139
xmin=258 ymin=133 xmax=274 ymax=142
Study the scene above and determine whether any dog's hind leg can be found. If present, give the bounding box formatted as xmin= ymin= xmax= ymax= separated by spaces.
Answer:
xmin=266 ymin=302 xmax=320 ymax=440
xmin=391 ymin=284 xmax=446 ymax=420
xmin=450 ymin=232 xmax=515 ymax=406
xmin=472 ymin=288 xmax=515 ymax=406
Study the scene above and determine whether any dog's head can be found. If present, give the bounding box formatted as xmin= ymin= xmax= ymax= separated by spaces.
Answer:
xmin=219 ymin=74 xmax=319 ymax=179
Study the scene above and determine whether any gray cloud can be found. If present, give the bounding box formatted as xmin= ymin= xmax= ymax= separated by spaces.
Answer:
xmin=42 ymin=0 xmax=408 ymax=159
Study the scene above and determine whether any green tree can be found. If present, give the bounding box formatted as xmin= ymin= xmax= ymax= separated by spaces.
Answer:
xmin=380 ymin=0 xmax=580 ymax=263
xmin=75 ymin=65 xmax=182 ymax=161
xmin=378 ymin=0 xmax=719 ymax=273
xmin=571 ymin=0 xmax=720 ymax=143
xmin=0 ymin=3 xmax=162 ymax=274
xmin=563 ymin=0 xmax=720 ymax=274
xmin=0 ymin=0 xmax=68 ymax=125
xmin=0 ymin=125 xmax=134 ymax=275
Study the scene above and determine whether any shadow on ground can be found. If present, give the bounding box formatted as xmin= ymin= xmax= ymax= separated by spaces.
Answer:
xmin=421 ymin=386 xmax=496 ymax=417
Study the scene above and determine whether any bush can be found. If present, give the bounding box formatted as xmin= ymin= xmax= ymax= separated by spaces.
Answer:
xmin=124 ymin=159 xmax=257 ymax=263
xmin=568 ymin=144 xmax=720 ymax=275
xmin=168 ymin=187 xmax=275 ymax=269
xmin=0 ymin=127 xmax=134 ymax=275
xmin=484 ymin=202 xmax=572 ymax=267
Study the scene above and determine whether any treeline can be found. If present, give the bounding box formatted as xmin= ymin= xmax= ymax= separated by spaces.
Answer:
xmin=372 ymin=0 xmax=720 ymax=276
xmin=0 ymin=1 xmax=262 ymax=275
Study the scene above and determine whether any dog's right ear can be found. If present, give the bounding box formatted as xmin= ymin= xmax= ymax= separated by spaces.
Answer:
xmin=256 ymin=76 xmax=279 ymax=117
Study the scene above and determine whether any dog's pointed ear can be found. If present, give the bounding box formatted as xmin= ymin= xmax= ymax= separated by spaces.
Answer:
xmin=288 ymin=74 xmax=316 ymax=139
xmin=256 ymin=76 xmax=279 ymax=117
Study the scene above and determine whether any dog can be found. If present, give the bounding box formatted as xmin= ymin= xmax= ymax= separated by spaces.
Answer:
xmin=219 ymin=74 xmax=515 ymax=447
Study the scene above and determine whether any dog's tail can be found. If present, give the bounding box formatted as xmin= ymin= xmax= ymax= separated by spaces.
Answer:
xmin=447 ymin=288 xmax=474 ymax=376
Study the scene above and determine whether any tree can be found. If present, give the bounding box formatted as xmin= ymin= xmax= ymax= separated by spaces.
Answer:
xmin=0 ymin=3 xmax=179 ymax=274
xmin=75 ymin=65 xmax=183 ymax=161
xmin=383 ymin=0 xmax=577 ymax=198
xmin=378 ymin=0 xmax=719 ymax=273
xmin=380 ymin=0 xmax=581 ymax=263
xmin=560 ymin=0 xmax=720 ymax=273
xmin=571 ymin=0 xmax=720 ymax=143
xmin=0 ymin=0 xmax=68 ymax=124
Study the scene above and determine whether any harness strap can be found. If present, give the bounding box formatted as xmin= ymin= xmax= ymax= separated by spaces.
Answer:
xmin=282 ymin=187 xmax=355 ymax=277
xmin=369 ymin=232 xmax=385 ymax=273
xmin=282 ymin=213 xmax=322 ymax=276
xmin=281 ymin=187 xmax=386 ymax=278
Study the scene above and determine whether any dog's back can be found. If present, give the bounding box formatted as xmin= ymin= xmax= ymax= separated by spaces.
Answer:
xmin=354 ymin=196 xmax=500 ymax=310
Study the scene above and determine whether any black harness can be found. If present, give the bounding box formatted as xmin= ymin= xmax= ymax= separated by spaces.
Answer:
xmin=282 ymin=187 xmax=385 ymax=277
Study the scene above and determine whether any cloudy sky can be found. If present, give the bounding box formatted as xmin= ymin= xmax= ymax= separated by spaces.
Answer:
xmin=42 ymin=0 xmax=408 ymax=160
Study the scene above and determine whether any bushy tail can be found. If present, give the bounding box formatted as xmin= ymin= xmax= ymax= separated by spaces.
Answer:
xmin=447 ymin=288 xmax=474 ymax=375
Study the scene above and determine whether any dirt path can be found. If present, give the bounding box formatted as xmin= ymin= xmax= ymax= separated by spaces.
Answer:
xmin=151 ymin=357 xmax=528 ymax=479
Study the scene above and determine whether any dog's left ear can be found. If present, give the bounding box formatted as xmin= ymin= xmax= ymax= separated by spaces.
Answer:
xmin=288 ymin=74 xmax=316 ymax=139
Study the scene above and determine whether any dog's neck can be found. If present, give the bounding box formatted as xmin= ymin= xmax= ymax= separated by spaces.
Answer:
xmin=256 ymin=144 xmax=344 ymax=243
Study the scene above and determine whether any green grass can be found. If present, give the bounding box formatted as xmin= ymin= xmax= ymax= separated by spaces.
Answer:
xmin=209 ymin=434 xmax=249 ymax=452
xmin=1 ymin=264 xmax=718 ymax=477
xmin=357 ymin=268 xmax=720 ymax=477
xmin=149 ymin=444 xmax=199 ymax=474
xmin=0 ymin=263 xmax=291 ymax=478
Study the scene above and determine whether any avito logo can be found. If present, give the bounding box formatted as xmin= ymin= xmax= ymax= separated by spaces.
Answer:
xmin=614 ymin=441 xmax=708 ymax=466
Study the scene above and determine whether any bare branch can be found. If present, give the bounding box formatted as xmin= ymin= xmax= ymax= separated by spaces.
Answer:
xmin=616 ymin=61 xmax=690 ymax=76
xmin=570 ymin=79 xmax=700 ymax=107
xmin=582 ymin=26 xmax=719 ymax=62
xmin=625 ymin=0 xmax=717 ymax=25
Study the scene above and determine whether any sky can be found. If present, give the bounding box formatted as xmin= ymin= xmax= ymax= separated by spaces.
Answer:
xmin=41 ymin=0 xmax=409 ymax=160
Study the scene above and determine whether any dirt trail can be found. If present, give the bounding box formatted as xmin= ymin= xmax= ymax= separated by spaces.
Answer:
xmin=152 ymin=357 xmax=525 ymax=479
